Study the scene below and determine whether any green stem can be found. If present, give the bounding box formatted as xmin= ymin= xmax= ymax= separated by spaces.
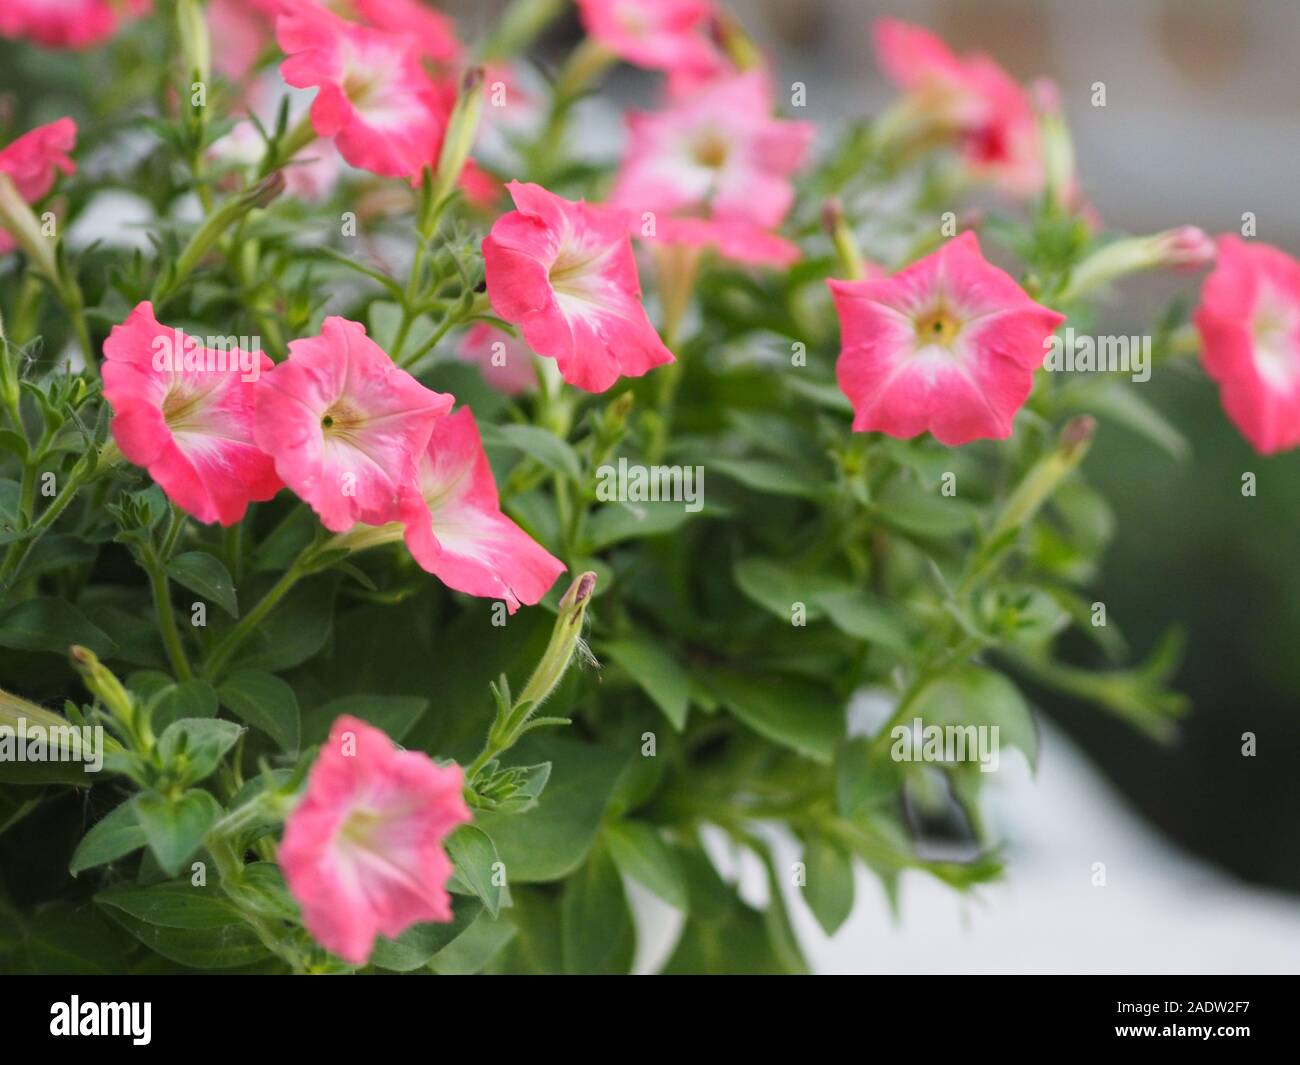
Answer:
xmin=144 ymin=549 xmax=193 ymax=681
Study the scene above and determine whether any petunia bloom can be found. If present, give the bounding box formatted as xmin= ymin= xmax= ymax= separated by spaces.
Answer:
xmin=276 ymin=4 xmax=451 ymax=178
xmin=0 ymin=0 xmax=149 ymax=50
xmin=253 ymin=317 xmax=452 ymax=531
xmin=1194 ymin=235 xmax=1300 ymax=455
xmin=576 ymin=0 xmax=722 ymax=77
xmin=459 ymin=323 xmax=539 ymax=395
xmin=0 ymin=117 xmax=76 ymax=255
xmin=483 ymin=181 xmax=674 ymax=393
xmin=873 ymin=18 xmax=1043 ymax=198
xmin=102 ymin=302 xmax=282 ymax=526
xmin=279 ymin=715 xmax=471 ymax=966
xmin=829 ymin=232 xmax=1066 ymax=446
xmin=397 ymin=407 xmax=566 ymax=612
xmin=609 ymin=71 xmax=812 ymax=264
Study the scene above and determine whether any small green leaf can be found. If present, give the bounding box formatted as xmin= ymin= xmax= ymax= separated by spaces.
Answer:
xmin=561 ymin=842 xmax=634 ymax=974
xmin=605 ymin=821 xmax=688 ymax=911
xmin=300 ymin=693 xmax=428 ymax=747
xmin=157 ymin=718 xmax=243 ymax=788
xmin=800 ymin=836 xmax=855 ymax=936
xmin=601 ymin=636 xmax=689 ymax=730
xmin=217 ymin=670 xmax=301 ymax=752
xmin=446 ymin=825 xmax=502 ymax=918
xmin=0 ymin=597 xmax=115 ymax=657
xmin=96 ymin=880 xmax=270 ymax=969
xmin=166 ymin=551 xmax=239 ymax=617
xmin=148 ymin=678 xmax=218 ymax=733
xmin=703 ymin=669 xmax=844 ymax=763
xmin=70 ymin=801 xmax=146 ymax=875
xmin=482 ymin=422 xmax=582 ymax=479
xmin=369 ymin=898 xmax=483 ymax=972
xmin=907 ymin=667 xmax=1038 ymax=770
xmin=132 ymin=789 xmax=223 ymax=876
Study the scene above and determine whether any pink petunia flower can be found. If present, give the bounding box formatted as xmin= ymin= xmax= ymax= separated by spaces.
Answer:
xmin=873 ymin=18 xmax=1043 ymax=198
xmin=398 ymin=407 xmax=565 ymax=612
xmin=0 ymin=0 xmax=149 ymax=49
xmin=609 ymin=71 xmax=812 ymax=265
xmin=576 ymin=0 xmax=722 ymax=77
xmin=829 ymin=232 xmax=1066 ymax=446
xmin=1194 ymin=235 xmax=1300 ymax=455
xmin=458 ymin=323 xmax=539 ymax=395
xmin=276 ymin=4 xmax=451 ymax=178
xmin=253 ymin=317 xmax=452 ymax=531
xmin=279 ymin=714 xmax=471 ymax=966
xmin=0 ymin=117 xmax=76 ymax=254
xmin=483 ymin=181 xmax=674 ymax=393
xmin=102 ymin=302 xmax=282 ymax=526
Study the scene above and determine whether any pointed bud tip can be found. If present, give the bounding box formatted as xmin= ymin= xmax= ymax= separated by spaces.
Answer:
xmin=560 ymin=571 xmax=597 ymax=611
xmin=1060 ymin=415 xmax=1096 ymax=455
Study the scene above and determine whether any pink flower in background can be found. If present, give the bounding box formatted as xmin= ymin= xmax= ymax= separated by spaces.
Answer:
xmin=458 ymin=158 xmax=502 ymax=210
xmin=0 ymin=117 xmax=76 ymax=254
xmin=873 ymin=18 xmax=1043 ymax=198
xmin=1194 ymin=236 xmax=1300 ymax=455
xmin=829 ymin=232 xmax=1065 ymax=446
xmin=346 ymin=0 xmax=460 ymax=62
xmin=280 ymin=715 xmax=471 ymax=966
xmin=0 ymin=0 xmax=149 ymax=49
xmin=483 ymin=181 xmax=674 ymax=393
xmin=254 ymin=317 xmax=452 ymax=531
xmin=277 ymin=5 xmax=450 ymax=178
xmin=102 ymin=303 xmax=282 ymax=526
xmin=209 ymin=118 xmax=343 ymax=202
xmin=651 ymin=215 xmax=801 ymax=268
xmin=459 ymin=323 xmax=538 ymax=395
xmin=577 ymin=0 xmax=722 ymax=76
xmin=398 ymin=408 xmax=565 ymax=612
xmin=209 ymin=0 xmax=278 ymax=84
xmin=609 ymin=71 xmax=812 ymax=264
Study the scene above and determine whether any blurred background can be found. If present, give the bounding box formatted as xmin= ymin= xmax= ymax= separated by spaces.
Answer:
xmin=446 ymin=0 xmax=1300 ymax=970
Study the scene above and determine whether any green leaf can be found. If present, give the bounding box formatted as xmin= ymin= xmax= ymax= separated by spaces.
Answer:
xmin=475 ymin=734 xmax=630 ymax=882
xmin=96 ymin=881 xmax=271 ymax=969
xmin=230 ymin=574 xmax=338 ymax=672
xmin=429 ymin=910 xmax=517 ymax=975
xmin=800 ymin=836 xmax=855 ymax=936
xmin=561 ymin=842 xmax=634 ymax=974
xmin=583 ymin=500 xmax=698 ymax=551
xmin=0 ymin=597 xmax=115 ymax=657
xmin=733 ymin=556 xmax=844 ymax=624
xmin=834 ymin=736 xmax=902 ymax=815
xmin=70 ymin=801 xmax=147 ymax=875
xmin=300 ymin=693 xmax=428 ymax=747
xmin=370 ymin=898 xmax=482 ymax=972
xmin=157 ymin=718 xmax=243 ymax=788
xmin=132 ymin=789 xmax=223 ymax=876
xmin=877 ymin=480 xmax=978 ymax=539
xmin=907 ymin=667 xmax=1038 ymax=770
xmin=166 ymin=551 xmax=239 ymax=618
xmin=217 ymin=670 xmax=301 ymax=752
xmin=446 ymin=825 xmax=502 ymax=919
xmin=481 ymin=422 xmax=581 ymax=479
xmin=710 ymin=456 xmax=825 ymax=500
xmin=703 ymin=669 xmax=844 ymax=763
xmin=148 ymin=678 xmax=218 ymax=733
xmin=601 ymin=636 xmax=689 ymax=730
xmin=0 ymin=479 xmax=25 ymax=543
xmin=814 ymin=590 xmax=911 ymax=652
xmin=605 ymin=821 xmax=688 ymax=911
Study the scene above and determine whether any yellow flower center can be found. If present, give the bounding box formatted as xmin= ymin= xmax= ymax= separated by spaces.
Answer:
xmin=915 ymin=306 xmax=961 ymax=348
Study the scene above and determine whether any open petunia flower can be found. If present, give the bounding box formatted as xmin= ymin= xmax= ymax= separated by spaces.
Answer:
xmin=279 ymin=715 xmax=471 ymax=967
xmin=829 ymin=232 xmax=1066 ymax=446
xmin=873 ymin=18 xmax=1043 ymax=199
xmin=609 ymin=71 xmax=813 ymax=264
xmin=0 ymin=0 xmax=149 ymax=49
xmin=253 ymin=317 xmax=452 ymax=532
xmin=458 ymin=323 xmax=540 ymax=396
xmin=397 ymin=407 xmax=565 ymax=612
xmin=0 ymin=117 xmax=76 ymax=255
xmin=102 ymin=302 xmax=282 ymax=526
xmin=1194 ymin=235 xmax=1300 ymax=455
xmin=483 ymin=181 xmax=674 ymax=393
xmin=276 ymin=4 xmax=451 ymax=178
xmin=576 ymin=0 xmax=722 ymax=77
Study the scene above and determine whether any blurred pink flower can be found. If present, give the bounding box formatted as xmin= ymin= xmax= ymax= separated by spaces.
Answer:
xmin=398 ymin=407 xmax=565 ymax=612
xmin=0 ymin=0 xmax=149 ymax=49
xmin=102 ymin=302 xmax=282 ymax=526
xmin=1194 ymin=235 xmax=1300 ymax=455
xmin=276 ymin=4 xmax=451 ymax=178
xmin=0 ymin=116 xmax=75 ymax=254
xmin=459 ymin=323 xmax=538 ymax=395
xmin=280 ymin=715 xmax=470 ymax=966
xmin=576 ymin=0 xmax=722 ymax=77
xmin=829 ymin=232 xmax=1065 ymax=446
xmin=253 ymin=317 xmax=452 ymax=531
xmin=483 ymin=181 xmax=674 ymax=393
xmin=873 ymin=18 xmax=1044 ymax=198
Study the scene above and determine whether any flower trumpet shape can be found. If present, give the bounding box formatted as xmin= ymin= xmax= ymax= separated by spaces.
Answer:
xmin=829 ymin=232 xmax=1066 ymax=446
xmin=279 ymin=715 xmax=471 ymax=966
xmin=483 ymin=181 xmax=674 ymax=392
xmin=102 ymin=302 xmax=282 ymax=526
xmin=253 ymin=317 xmax=452 ymax=531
